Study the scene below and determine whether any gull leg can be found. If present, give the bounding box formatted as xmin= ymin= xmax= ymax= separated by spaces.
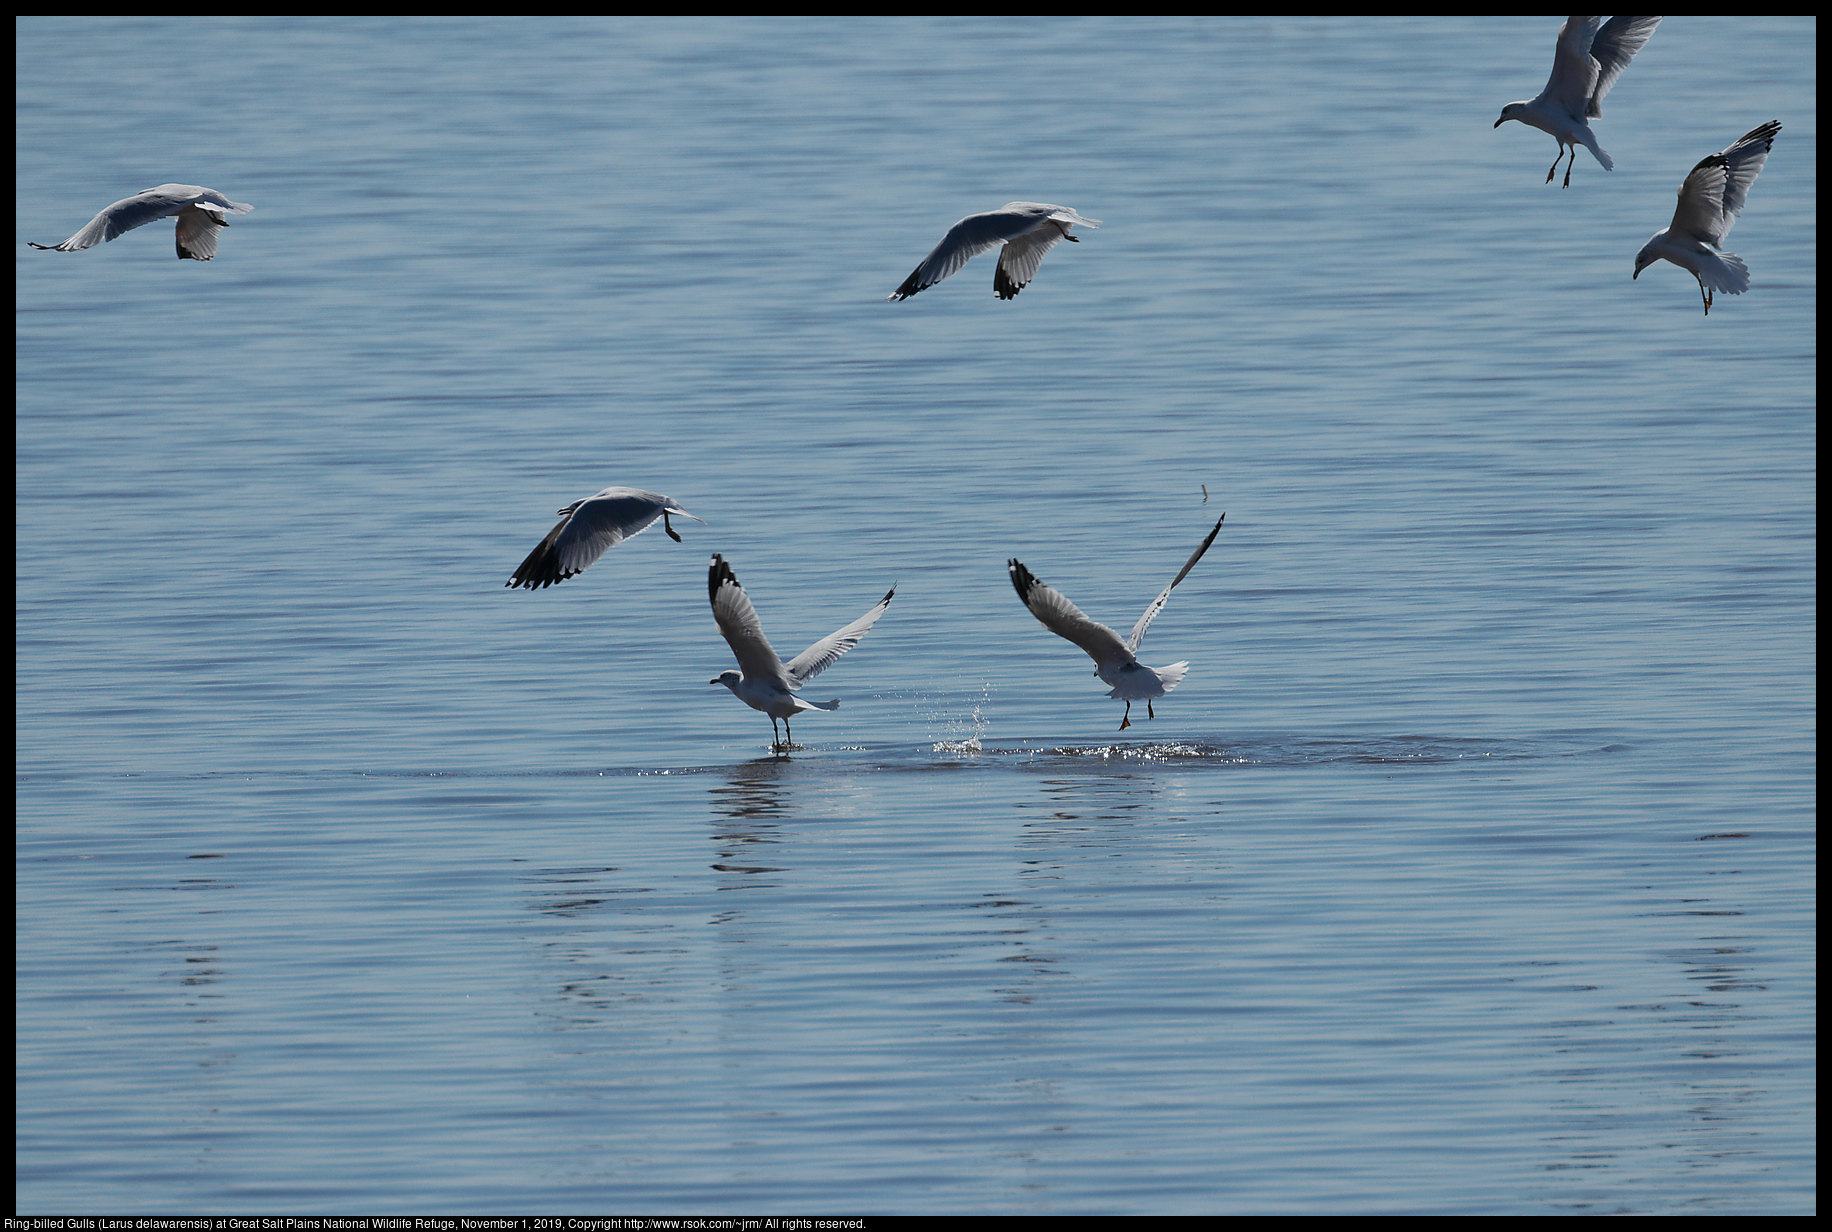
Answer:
xmin=1700 ymin=281 xmax=1713 ymax=315
xmin=1561 ymin=146 xmax=1575 ymax=189
xmin=1119 ymin=702 xmax=1132 ymax=731
xmin=784 ymin=717 xmax=794 ymax=750
xmin=1545 ymin=144 xmax=1562 ymax=184
xmin=663 ymin=512 xmax=682 ymax=543
xmin=769 ymin=716 xmax=782 ymax=749
xmin=1147 ymin=700 xmax=1155 ymax=720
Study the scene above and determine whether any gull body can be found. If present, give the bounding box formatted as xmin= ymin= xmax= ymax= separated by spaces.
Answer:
xmin=1634 ymin=121 xmax=1780 ymax=315
xmin=1494 ymin=16 xmax=1662 ymax=188
xmin=707 ymin=555 xmax=895 ymax=750
xmin=506 ymin=487 xmax=705 ymax=590
xmin=1009 ymin=515 xmax=1225 ymax=731
xmin=28 ymin=183 xmax=253 ymax=260
xmin=889 ymin=202 xmax=1100 ymax=301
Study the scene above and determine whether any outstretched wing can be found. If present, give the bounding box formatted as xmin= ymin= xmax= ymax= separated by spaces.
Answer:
xmin=31 ymin=192 xmax=181 ymax=252
xmin=1009 ymin=558 xmax=1131 ymax=668
xmin=709 ymin=555 xmax=793 ymax=690
xmin=785 ymin=585 xmax=895 ymax=689
xmin=1672 ymin=121 xmax=1780 ymax=247
xmin=1586 ymin=16 xmax=1661 ymax=116
xmin=29 ymin=184 xmax=250 ymax=253
xmin=506 ymin=487 xmax=703 ymax=589
xmin=889 ymin=209 xmax=1040 ymax=301
xmin=1125 ymin=514 xmax=1225 ymax=653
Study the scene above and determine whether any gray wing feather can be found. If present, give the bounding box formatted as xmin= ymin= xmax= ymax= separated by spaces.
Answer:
xmin=889 ymin=203 xmax=1097 ymax=301
xmin=890 ymin=210 xmax=1037 ymax=300
xmin=1009 ymin=559 xmax=1131 ymax=668
xmin=993 ymin=228 xmax=1065 ymax=299
xmin=1586 ymin=16 xmax=1661 ymax=116
xmin=784 ymin=586 xmax=895 ymax=688
xmin=174 ymin=205 xmax=227 ymax=260
xmin=1125 ymin=515 xmax=1225 ymax=653
xmin=1542 ymin=16 xmax=1604 ymax=120
xmin=506 ymin=487 xmax=703 ymax=589
xmin=709 ymin=556 xmax=794 ymax=690
xmin=1672 ymin=121 xmax=1779 ymax=246
xmin=31 ymin=184 xmax=253 ymax=252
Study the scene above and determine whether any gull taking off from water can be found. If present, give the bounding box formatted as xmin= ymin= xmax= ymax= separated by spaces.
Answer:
xmin=28 ymin=184 xmax=253 ymax=260
xmin=506 ymin=487 xmax=705 ymax=590
xmin=889 ymin=202 xmax=1100 ymax=300
xmin=1494 ymin=16 xmax=1662 ymax=188
xmin=1634 ymin=121 xmax=1780 ymax=315
xmin=1009 ymin=515 xmax=1225 ymax=731
xmin=708 ymin=555 xmax=894 ymax=750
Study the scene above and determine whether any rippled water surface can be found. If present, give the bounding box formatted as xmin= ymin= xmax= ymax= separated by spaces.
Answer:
xmin=17 ymin=16 xmax=1815 ymax=1214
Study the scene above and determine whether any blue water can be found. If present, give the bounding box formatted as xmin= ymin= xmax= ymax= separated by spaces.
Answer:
xmin=16 ymin=16 xmax=1815 ymax=1215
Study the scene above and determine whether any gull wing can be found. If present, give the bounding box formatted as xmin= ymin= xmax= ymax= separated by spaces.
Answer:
xmin=174 ymin=205 xmax=228 ymax=261
xmin=784 ymin=585 xmax=896 ymax=689
xmin=993 ymin=227 xmax=1067 ymax=300
xmin=889 ymin=205 xmax=1061 ymax=301
xmin=1125 ymin=515 xmax=1225 ymax=654
xmin=889 ymin=212 xmax=1029 ymax=300
xmin=1541 ymin=16 xmax=1604 ymax=122
xmin=32 ymin=191 xmax=183 ymax=251
xmin=1586 ymin=16 xmax=1661 ymax=116
xmin=1009 ymin=559 xmax=1131 ymax=669
xmin=506 ymin=487 xmax=703 ymax=589
xmin=31 ymin=184 xmax=253 ymax=252
xmin=709 ymin=555 xmax=794 ymax=691
xmin=1672 ymin=120 xmax=1780 ymax=246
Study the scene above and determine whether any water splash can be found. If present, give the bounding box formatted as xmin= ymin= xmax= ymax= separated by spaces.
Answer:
xmin=931 ymin=681 xmax=991 ymax=754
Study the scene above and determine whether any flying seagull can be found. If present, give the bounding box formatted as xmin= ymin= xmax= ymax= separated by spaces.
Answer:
xmin=1634 ymin=120 xmax=1780 ymax=315
xmin=1494 ymin=16 xmax=1662 ymax=188
xmin=506 ymin=487 xmax=705 ymax=590
xmin=28 ymin=184 xmax=253 ymax=260
xmin=889 ymin=202 xmax=1100 ymax=300
xmin=1009 ymin=515 xmax=1225 ymax=731
xmin=708 ymin=554 xmax=894 ymax=750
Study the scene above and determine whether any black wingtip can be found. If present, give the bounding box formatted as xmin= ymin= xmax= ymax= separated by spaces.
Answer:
xmin=880 ymin=586 xmax=896 ymax=606
xmin=889 ymin=270 xmax=926 ymax=301
xmin=506 ymin=521 xmax=574 ymax=590
xmin=1008 ymin=558 xmax=1035 ymax=601
xmin=709 ymin=553 xmax=736 ymax=606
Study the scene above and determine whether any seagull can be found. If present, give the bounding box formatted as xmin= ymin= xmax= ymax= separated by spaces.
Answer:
xmin=28 ymin=184 xmax=253 ymax=260
xmin=506 ymin=487 xmax=705 ymax=590
xmin=889 ymin=202 xmax=1100 ymax=301
xmin=1494 ymin=16 xmax=1662 ymax=188
xmin=707 ymin=554 xmax=894 ymax=750
xmin=1009 ymin=515 xmax=1224 ymax=731
xmin=1634 ymin=121 xmax=1780 ymax=315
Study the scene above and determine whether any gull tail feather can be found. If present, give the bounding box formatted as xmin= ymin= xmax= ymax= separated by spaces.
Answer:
xmin=1695 ymin=249 xmax=1751 ymax=296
